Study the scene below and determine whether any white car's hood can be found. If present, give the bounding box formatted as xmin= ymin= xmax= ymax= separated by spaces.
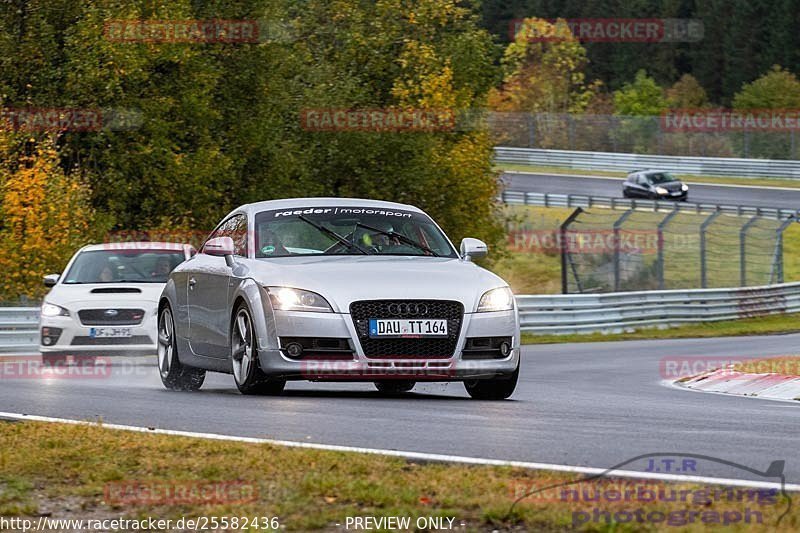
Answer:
xmin=246 ymin=256 xmax=509 ymax=312
xmin=44 ymin=283 xmax=165 ymax=309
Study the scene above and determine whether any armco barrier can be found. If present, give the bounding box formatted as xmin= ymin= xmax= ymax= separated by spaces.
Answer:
xmin=0 ymin=307 xmax=40 ymax=353
xmin=3 ymin=283 xmax=800 ymax=347
xmin=495 ymin=146 xmax=800 ymax=179
xmin=500 ymin=190 xmax=800 ymax=220
xmin=517 ymin=282 xmax=800 ymax=335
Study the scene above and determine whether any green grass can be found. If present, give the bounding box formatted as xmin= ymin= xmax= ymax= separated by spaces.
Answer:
xmin=496 ymin=162 xmax=800 ymax=190
xmin=1 ymin=421 xmax=797 ymax=531
xmin=521 ymin=312 xmax=800 ymax=345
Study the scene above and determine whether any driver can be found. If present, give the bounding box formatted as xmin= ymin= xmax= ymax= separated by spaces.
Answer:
xmin=360 ymin=219 xmax=400 ymax=249
xmin=151 ymin=256 xmax=171 ymax=278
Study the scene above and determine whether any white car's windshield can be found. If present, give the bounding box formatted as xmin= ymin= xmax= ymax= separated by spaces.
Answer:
xmin=254 ymin=206 xmax=458 ymax=258
xmin=63 ymin=250 xmax=186 ymax=284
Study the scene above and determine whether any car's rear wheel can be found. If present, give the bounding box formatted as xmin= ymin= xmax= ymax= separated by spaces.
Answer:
xmin=374 ymin=380 xmax=415 ymax=394
xmin=231 ymin=303 xmax=286 ymax=395
xmin=158 ymin=305 xmax=205 ymax=391
xmin=463 ymin=364 xmax=519 ymax=400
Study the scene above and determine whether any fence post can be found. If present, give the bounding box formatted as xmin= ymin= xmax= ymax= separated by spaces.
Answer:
xmin=739 ymin=216 xmax=759 ymax=287
xmin=613 ymin=209 xmax=635 ymax=292
xmin=560 ymin=208 xmax=584 ymax=294
xmin=657 ymin=207 xmax=680 ymax=290
xmin=771 ymin=216 xmax=796 ymax=284
xmin=700 ymin=210 xmax=722 ymax=288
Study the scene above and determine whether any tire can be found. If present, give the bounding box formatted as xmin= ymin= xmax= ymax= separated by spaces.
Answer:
xmin=231 ymin=303 xmax=286 ymax=395
xmin=157 ymin=304 xmax=205 ymax=391
xmin=464 ymin=364 xmax=519 ymax=400
xmin=622 ymin=189 xmax=630 ymax=198
xmin=374 ymin=380 xmax=415 ymax=394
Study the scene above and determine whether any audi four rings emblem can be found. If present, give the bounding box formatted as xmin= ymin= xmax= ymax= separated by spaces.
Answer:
xmin=387 ymin=303 xmax=429 ymax=315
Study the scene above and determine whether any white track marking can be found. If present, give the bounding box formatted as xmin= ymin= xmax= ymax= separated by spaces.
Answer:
xmin=1 ymin=411 xmax=797 ymax=492
xmin=502 ymin=170 xmax=800 ymax=192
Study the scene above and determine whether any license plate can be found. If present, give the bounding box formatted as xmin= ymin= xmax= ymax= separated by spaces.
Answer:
xmin=89 ymin=327 xmax=133 ymax=338
xmin=369 ymin=319 xmax=448 ymax=338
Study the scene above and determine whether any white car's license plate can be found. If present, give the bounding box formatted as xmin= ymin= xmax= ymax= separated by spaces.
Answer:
xmin=369 ymin=319 xmax=448 ymax=338
xmin=89 ymin=327 xmax=133 ymax=338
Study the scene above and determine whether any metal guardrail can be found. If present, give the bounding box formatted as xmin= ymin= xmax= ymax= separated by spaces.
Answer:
xmin=495 ymin=146 xmax=800 ymax=179
xmin=3 ymin=284 xmax=799 ymax=345
xmin=517 ymin=282 xmax=800 ymax=334
xmin=0 ymin=307 xmax=39 ymax=353
xmin=500 ymin=190 xmax=800 ymax=220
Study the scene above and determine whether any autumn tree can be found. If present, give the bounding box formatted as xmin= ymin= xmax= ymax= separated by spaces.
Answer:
xmin=0 ymin=137 xmax=101 ymax=301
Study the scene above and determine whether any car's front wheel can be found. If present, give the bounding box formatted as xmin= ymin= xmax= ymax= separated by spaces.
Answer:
xmin=463 ymin=364 xmax=519 ymax=400
xmin=231 ymin=303 xmax=286 ymax=396
xmin=374 ymin=380 xmax=415 ymax=394
xmin=158 ymin=305 xmax=205 ymax=391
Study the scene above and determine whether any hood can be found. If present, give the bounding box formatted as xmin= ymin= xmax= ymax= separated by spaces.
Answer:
xmin=44 ymin=283 xmax=165 ymax=310
xmin=244 ymin=255 xmax=509 ymax=312
xmin=660 ymin=181 xmax=684 ymax=192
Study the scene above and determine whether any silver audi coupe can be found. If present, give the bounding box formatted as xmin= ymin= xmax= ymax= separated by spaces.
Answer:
xmin=157 ymin=198 xmax=520 ymax=399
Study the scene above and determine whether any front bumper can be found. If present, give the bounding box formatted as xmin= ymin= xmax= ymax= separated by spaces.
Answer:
xmin=657 ymin=190 xmax=688 ymax=200
xmin=39 ymin=311 xmax=157 ymax=357
xmin=256 ymin=308 xmax=520 ymax=381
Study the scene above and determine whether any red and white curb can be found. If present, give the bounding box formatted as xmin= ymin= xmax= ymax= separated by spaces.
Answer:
xmin=678 ymin=368 xmax=800 ymax=402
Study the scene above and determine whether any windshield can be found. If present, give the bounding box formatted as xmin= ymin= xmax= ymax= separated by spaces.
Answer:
xmin=254 ymin=206 xmax=458 ymax=258
xmin=63 ymin=250 xmax=186 ymax=284
xmin=649 ymin=172 xmax=678 ymax=184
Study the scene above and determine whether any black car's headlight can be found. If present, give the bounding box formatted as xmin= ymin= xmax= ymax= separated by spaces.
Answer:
xmin=476 ymin=287 xmax=515 ymax=312
xmin=655 ymin=186 xmax=669 ymax=195
xmin=267 ymin=287 xmax=332 ymax=313
xmin=41 ymin=302 xmax=70 ymax=317
xmin=681 ymin=184 xmax=689 ymax=191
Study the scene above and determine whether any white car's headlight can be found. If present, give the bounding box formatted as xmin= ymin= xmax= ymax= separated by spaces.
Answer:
xmin=267 ymin=287 xmax=332 ymax=313
xmin=681 ymin=184 xmax=689 ymax=191
xmin=41 ymin=302 xmax=69 ymax=317
xmin=655 ymin=186 xmax=669 ymax=195
xmin=477 ymin=287 xmax=514 ymax=313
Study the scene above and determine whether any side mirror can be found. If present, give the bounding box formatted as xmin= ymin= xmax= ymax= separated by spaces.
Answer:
xmin=460 ymin=238 xmax=488 ymax=261
xmin=43 ymin=273 xmax=60 ymax=287
xmin=203 ymin=236 xmax=234 ymax=257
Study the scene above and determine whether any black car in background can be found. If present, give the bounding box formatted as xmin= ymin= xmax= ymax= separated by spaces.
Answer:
xmin=622 ymin=170 xmax=689 ymax=200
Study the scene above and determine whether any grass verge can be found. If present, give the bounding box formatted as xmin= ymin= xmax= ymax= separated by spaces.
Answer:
xmin=496 ymin=162 xmax=800 ymax=190
xmin=1 ymin=421 xmax=798 ymax=531
xmin=522 ymin=313 xmax=800 ymax=345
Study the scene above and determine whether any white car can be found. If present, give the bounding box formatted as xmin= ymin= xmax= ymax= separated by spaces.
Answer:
xmin=39 ymin=242 xmax=195 ymax=361
xmin=158 ymin=198 xmax=521 ymax=399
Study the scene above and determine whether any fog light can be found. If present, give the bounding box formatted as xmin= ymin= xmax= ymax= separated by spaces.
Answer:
xmin=43 ymin=337 xmax=52 ymax=346
xmin=285 ymin=342 xmax=304 ymax=358
xmin=499 ymin=342 xmax=511 ymax=357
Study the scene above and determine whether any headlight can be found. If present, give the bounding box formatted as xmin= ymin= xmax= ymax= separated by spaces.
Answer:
xmin=267 ymin=287 xmax=332 ymax=313
xmin=477 ymin=287 xmax=514 ymax=313
xmin=655 ymin=187 xmax=669 ymax=195
xmin=41 ymin=302 xmax=69 ymax=317
xmin=681 ymin=184 xmax=689 ymax=191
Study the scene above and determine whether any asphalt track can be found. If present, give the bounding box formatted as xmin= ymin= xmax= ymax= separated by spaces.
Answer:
xmin=1 ymin=333 xmax=799 ymax=486
xmin=502 ymin=171 xmax=800 ymax=210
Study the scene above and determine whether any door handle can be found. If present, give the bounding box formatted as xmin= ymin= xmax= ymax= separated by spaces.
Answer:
xmin=188 ymin=277 xmax=196 ymax=290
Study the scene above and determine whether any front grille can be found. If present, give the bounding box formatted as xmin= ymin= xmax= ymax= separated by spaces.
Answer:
xmin=350 ymin=300 xmax=463 ymax=358
xmin=71 ymin=335 xmax=151 ymax=345
xmin=78 ymin=309 xmax=145 ymax=326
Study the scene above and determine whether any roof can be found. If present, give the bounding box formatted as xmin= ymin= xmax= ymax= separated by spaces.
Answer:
xmin=236 ymin=197 xmax=424 ymax=215
xmin=80 ymin=242 xmax=193 ymax=252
